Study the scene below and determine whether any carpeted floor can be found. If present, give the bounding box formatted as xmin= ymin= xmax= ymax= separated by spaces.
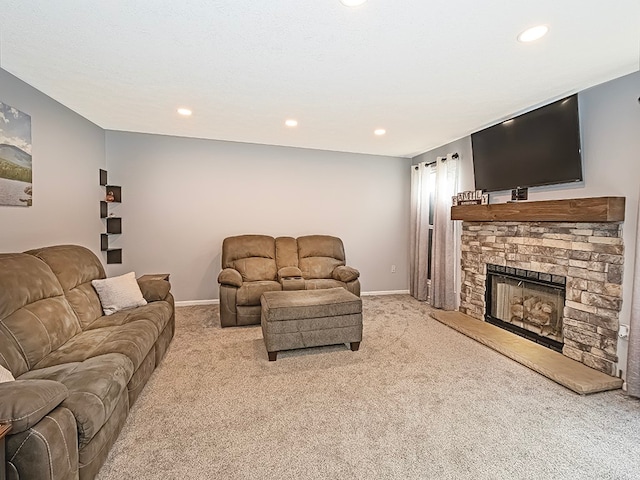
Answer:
xmin=97 ymin=295 xmax=640 ymax=480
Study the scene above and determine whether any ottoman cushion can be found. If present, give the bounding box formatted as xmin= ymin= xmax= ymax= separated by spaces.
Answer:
xmin=261 ymin=288 xmax=361 ymax=321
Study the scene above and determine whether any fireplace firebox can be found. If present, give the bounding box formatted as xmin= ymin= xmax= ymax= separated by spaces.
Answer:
xmin=485 ymin=264 xmax=566 ymax=352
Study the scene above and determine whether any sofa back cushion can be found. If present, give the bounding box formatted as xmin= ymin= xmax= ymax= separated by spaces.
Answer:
xmin=222 ymin=235 xmax=277 ymax=282
xmin=26 ymin=245 xmax=106 ymax=329
xmin=275 ymin=236 xmax=298 ymax=270
xmin=0 ymin=253 xmax=81 ymax=377
xmin=297 ymin=235 xmax=346 ymax=279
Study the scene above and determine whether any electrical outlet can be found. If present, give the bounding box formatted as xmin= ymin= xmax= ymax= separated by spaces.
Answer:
xmin=391 ymin=264 xmax=396 ymax=273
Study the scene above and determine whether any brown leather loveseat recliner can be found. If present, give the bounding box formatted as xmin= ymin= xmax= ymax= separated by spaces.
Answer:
xmin=217 ymin=235 xmax=360 ymax=327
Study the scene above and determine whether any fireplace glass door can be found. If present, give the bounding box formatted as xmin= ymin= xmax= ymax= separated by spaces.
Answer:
xmin=487 ymin=265 xmax=565 ymax=351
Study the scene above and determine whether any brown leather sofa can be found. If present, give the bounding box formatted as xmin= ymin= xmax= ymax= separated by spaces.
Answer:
xmin=0 ymin=245 xmax=175 ymax=480
xmin=217 ymin=235 xmax=360 ymax=327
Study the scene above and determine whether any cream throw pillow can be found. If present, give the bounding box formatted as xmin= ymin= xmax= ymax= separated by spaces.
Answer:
xmin=92 ymin=272 xmax=147 ymax=315
xmin=0 ymin=364 xmax=15 ymax=383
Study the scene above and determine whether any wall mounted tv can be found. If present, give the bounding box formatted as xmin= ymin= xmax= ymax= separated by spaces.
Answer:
xmin=471 ymin=95 xmax=583 ymax=193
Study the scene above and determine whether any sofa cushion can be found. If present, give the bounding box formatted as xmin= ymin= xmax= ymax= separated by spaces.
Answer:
xmin=236 ymin=281 xmax=282 ymax=306
xmin=92 ymin=272 xmax=147 ymax=315
xmin=304 ymin=278 xmax=347 ymax=291
xmin=84 ymin=300 xmax=173 ymax=337
xmin=33 ymin=320 xmax=157 ymax=371
xmin=297 ymin=235 xmax=346 ymax=279
xmin=27 ymin=245 xmax=106 ymax=329
xmin=222 ymin=235 xmax=277 ymax=281
xmin=0 ymin=253 xmax=82 ymax=377
xmin=0 ymin=379 xmax=68 ymax=433
xmin=20 ymin=353 xmax=134 ymax=447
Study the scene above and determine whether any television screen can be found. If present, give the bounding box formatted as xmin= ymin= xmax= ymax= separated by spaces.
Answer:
xmin=471 ymin=95 xmax=583 ymax=192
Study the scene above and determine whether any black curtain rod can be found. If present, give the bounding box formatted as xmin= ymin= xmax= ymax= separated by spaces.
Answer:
xmin=422 ymin=152 xmax=459 ymax=167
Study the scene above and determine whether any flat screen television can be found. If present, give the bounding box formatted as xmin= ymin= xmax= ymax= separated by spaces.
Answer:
xmin=471 ymin=95 xmax=583 ymax=192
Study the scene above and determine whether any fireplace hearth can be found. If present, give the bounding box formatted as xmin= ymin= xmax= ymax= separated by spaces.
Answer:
xmin=485 ymin=264 xmax=565 ymax=352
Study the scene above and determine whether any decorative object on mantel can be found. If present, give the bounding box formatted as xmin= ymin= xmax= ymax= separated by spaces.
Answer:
xmin=454 ymin=189 xmax=485 ymax=206
xmin=451 ymin=196 xmax=625 ymax=222
xmin=0 ymin=101 xmax=32 ymax=207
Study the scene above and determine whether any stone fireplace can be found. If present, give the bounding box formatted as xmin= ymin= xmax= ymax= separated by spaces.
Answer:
xmin=458 ymin=219 xmax=623 ymax=376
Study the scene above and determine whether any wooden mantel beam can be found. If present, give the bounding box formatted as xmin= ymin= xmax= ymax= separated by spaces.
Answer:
xmin=451 ymin=196 xmax=625 ymax=223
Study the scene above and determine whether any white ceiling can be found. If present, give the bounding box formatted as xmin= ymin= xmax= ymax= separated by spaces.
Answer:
xmin=0 ymin=0 xmax=638 ymax=158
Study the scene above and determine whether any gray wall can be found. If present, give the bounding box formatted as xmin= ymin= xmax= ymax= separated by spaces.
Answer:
xmin=105 ymin=131 xmax=411 ymax=301
xmin=0 ymin=69 xmax=106 ymax=256
xmin=414 ymin=71 xmax=640 ymax=379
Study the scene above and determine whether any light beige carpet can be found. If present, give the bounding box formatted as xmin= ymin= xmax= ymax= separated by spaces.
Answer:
xmin=97 ymin=295 xmax=640 ymax=480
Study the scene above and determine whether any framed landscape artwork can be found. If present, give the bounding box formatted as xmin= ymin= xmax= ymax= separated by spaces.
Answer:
xmin=0 ymin=101 xmax=32 ymax=206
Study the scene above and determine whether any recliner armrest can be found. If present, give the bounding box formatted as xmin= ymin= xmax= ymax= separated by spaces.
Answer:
xmin=137 ymin=279 xmax=171 ymax=302
xmin=218 ymin=268 xmax=243 ymax=287
xmin=278 ymin=267 xmax=303 ymax=281
xmin=332 ymin=265 xmax=360 ymax=283
xmin=0 ymin=379 xmax=69 ymax=433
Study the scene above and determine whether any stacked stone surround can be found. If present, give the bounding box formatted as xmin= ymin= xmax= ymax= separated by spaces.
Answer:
xmin=459 ymin=221 xmax=623 ymax=375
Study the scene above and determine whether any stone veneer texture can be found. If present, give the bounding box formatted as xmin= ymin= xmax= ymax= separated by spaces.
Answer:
xmin=459 ymin=221 xmax=623 ymax=375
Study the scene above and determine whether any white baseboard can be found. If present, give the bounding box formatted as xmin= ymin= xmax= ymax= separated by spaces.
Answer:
xmin=176 ymin=290 xmax=409 ymax=306
xmin=361 ymin=290 xmax=410 ymax=296
xmin=175 ymin=299 xmax=219 ymax=307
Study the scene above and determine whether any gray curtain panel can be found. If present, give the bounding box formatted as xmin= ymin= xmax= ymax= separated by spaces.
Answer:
xmin=409 ymin=162 xmax=431 ymax=301
xmin=410 ymin=155 xmax=459 ymax=307
xmin=431 ymin=154 xmax=459 ymax=310
xmin=626 ymin=200 xmax=640 ymax=397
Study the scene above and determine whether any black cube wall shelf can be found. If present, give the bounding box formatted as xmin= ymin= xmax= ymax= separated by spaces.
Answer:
xmin=100 ymin=169 xmax=123 ymax=264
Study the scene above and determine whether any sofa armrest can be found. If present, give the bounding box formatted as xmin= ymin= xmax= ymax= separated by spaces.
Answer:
xmin=0 ymin=380 xmax=68 ymax=433
xmin=137 ymin=279 xmax=171 ymax=302
xmin=332 ymin=265 xmax=360 ymax=283
xmin=218 ymin=268 xmax=243 ymax=287
xmin=277 ymin=267 xmax=303 ymax=281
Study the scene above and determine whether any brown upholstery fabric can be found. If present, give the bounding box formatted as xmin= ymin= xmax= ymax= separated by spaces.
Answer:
xmin=333 ymin=265 xmax=360 ymax=282
xmin=0 ymin=253 xmax=81 ymax=377
xmin=218 ymin=268 xmax=243 ymax=287
xmin=0 ymin=379 xmax=68 ymax=433
xmin=33 ymin=320 xmax=157 ymax=371
xmin=78 ymin=389 xmax=129 ymax=480
xmin=137 ymin=278 xmax=171 ymax=302
xmin=85 ymin=300 xmax=173 ymax=337
xmin=275 ymin=236 xmax=298 ymax=269
xmin=297 ymin=235 xmax=347 ymax=279
xmin=6 ymin=406 xmax=79 ymax=480
xmin=21 ymin=353 xmax=134 ymax=448
xmin=261 ymin=288 xmax=362 ymax=322
xmin=277 ymin=266 xmax=303 ymax=280
xmin=27 ymin=245 xmax=106 ymax=329
xmin=236 ymin=281 xmax=282 ymax=306
xmin=222 ymin=235 xmax=277 ymax=281
xmin=304 ymin=278 xmax=347 ymax=291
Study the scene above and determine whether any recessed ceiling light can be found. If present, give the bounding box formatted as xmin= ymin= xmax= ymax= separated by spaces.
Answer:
xmin=340 ymin=0 xmax=367 ymax=7
xmin=177 ymin=108 xmax=192 ymax=116
xmin=285 ymin=119 xmax=298 ymax=127
xmin=374 ymin=129 xmax=386 ymax=136
xmin=517 ymin=25 xmax=549 ymax=43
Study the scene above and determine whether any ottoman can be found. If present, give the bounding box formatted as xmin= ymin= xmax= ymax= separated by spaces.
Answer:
xmin=261 ymin=288 xmax=363 ymax=361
